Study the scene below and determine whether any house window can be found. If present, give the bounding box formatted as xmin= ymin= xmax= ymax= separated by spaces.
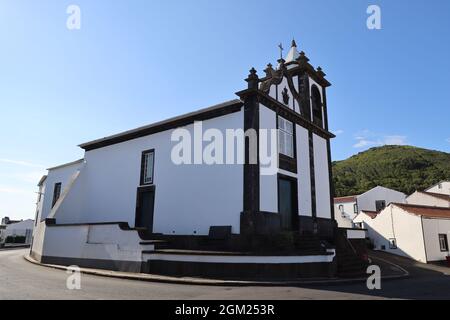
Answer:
xmin=389 ymin=238 xmax=397 ymax=249
xmin=354 ymin=203 xmax=359 ymax=214
xmin=375 ymin=200 xmax=386 ymax=212
xmin=439 ymin=234 xmax=449 ymax=252
xmin=52 ymin=183 xmax=62 ymax=208
xmin=140 ymin=150 xmax=155 ymax=185
xmin=338 ymin=205 xmax=344 ymax=213
xmin=34 ymin=210 xmax=39 ymax=227
xmin=278 ymin=117 xmax=294 ymax=158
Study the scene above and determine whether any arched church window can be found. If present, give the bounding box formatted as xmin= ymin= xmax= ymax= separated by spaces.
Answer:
xmin=311 ymin=85 xmax=323 ymax=128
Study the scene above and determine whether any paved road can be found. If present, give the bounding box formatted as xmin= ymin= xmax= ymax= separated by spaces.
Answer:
xmin=1 ymin=249 xmax=450 ymax=300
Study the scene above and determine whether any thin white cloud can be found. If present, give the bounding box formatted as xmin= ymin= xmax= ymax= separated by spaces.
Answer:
xmin=353 ymin=131 xmax=407 ymax=149
xmin=446 ymin=138 xmax=450 ymax=144
xmin=353 ymin=139 xmax=377 ymax=148
xmin=0 ymin=186 xmax=29 ymax=194
xmin=0 ymin=158 xmax=45 ymax=169
xmin=384 ymin=135 xmax=407 ymax=145
xmin=334 ymin=130 xmax=344 ymax=135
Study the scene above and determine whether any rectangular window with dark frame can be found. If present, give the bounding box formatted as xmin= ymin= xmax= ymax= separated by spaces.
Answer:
xmin=140 ymin=150 xmax=155 ymax=185
xmin=375 ymin=200 xmax=386 ymax=212
xmin=439 ymin=234 xmax=449 ymax=252
xmin=52 ymin=183 xmax=62 ymax=208
xmin=278 ymin=116 xmax=294 ymax=158
xmin=354 ymin=203 xmax=359 ymax=214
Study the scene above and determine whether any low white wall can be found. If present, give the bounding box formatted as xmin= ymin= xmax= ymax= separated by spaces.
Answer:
xmin=347 ymin=229 xmax=367 ymax=239
xmin=42 ymin=224 xmax=144 ymax=262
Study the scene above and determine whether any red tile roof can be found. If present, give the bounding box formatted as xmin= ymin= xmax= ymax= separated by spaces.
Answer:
xmin=393 ymin=203 xmax=450 ymax=219
xmin=334 ymin=195 xmax=358 ymax=203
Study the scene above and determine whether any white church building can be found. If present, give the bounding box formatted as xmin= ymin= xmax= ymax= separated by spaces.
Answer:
xmin=30 ymin=42 xmax=362 ymax=279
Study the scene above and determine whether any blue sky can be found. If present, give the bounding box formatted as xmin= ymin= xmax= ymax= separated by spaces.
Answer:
xmin=1 ymin=0 xmax=449 ymax=220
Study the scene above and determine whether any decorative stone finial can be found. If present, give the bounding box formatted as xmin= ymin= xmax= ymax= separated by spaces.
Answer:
xmin=296 ymin=51 xmax=310 ymax=63
xmin=316 ymin=66 xmax=326 ymax=77
xmin=291 ymin=39 xmax=297 ymax=47
xmin=246 ymin=67 xmax=259 ymax=89
xmin=264 ymin=63 xmax=274 ymax=77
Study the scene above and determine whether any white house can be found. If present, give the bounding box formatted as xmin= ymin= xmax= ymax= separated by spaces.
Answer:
xmin=0 ymin=218 xmax=34 ymax=246
xmin=354 ymin=203 xmax=450 ymax=263
xmin=334 ymin=186 xmax=407 ymax=228
xmin=29 ymin=41 xmax=353 ymax=279
xmin=425 ymin=181 xmax=450 ymax=196
xmin=406 ymin=191 xmax=450 ymax=208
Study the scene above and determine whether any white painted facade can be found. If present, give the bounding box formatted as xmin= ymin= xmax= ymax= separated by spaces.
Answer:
xmin=406 ymin=191 xmax=450 ymax=208
xmin=354 ymin=204 xmax=450 ymax=263
xmin=334 ymin=186 xmax=407 ymax=228
xmin=426 ymin=181 xmax=450 ymax=196
xmin=0 ymin=219 xmax=34 ymax=244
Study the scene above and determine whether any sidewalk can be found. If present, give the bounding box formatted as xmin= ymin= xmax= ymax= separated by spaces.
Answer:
xmin=24 ymin=253 xmax=409 ymax=287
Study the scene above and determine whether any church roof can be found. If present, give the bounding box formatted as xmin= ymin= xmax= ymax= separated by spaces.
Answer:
xmin=79 ymin=99 xmax=243 ymax=151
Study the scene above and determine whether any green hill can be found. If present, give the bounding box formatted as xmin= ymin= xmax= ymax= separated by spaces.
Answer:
xmin=332 ymin=145 xmax=450 ymax=197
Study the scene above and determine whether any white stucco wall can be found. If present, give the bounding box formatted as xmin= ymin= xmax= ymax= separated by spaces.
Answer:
xmin=355 ymin=205 xmax=427 ymax=262
xmin=296 ymin=125 xmax=312 ymax=217
xmin=426 ymin=182 xmax=450 ymax=196
xmin=64 ymin=111 xmax=245 ymax=236
xmin=357 ymin=186 xmax=406 ymax=212
xmin=268 ymin=76 xmax=300 ymax=113
xmin=40 ymin=160 xmax=85 ymax=221
xmin=42 ymin=224 xmax=143 ymax=262
xmin=406 ymin=192 xmax=450 ymax=208
xmin=259 ymin=104 xmax=278 ymax=213
xmin=313 ymin=134 xmax=331 ymax=219
xmin=422 ymin=218 xmax=450 ymax=262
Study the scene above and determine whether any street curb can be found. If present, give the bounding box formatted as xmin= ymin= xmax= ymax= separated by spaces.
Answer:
xmin=24 ymin=254 xmax=410 ymax=287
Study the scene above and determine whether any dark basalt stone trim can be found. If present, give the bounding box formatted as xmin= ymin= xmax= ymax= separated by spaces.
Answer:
xmin=145 ymin=260 xmax=337 ymax=280
xmin=41 ymin=256 xmax=143 ymax=273
xmin=279 ymin=154 xmax=298 ymax=173
xmin=146 ymin=249 xmax=334 ymax=257
xmin=259 ymin=61 xmax=331 ymax=88
xmin=80 ymin=100 xmax=243 ymax=151
xmin=243 ymin=92 xmax=260 ymax=214
xmin=240 ymin=211 xmax=281 ymax=236
xmin=237 ymin=89 xmax=335 ymax=140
